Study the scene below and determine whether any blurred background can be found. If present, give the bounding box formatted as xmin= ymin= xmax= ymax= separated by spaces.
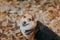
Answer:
xmin=0 ymin=0 xmax=60 ymax=40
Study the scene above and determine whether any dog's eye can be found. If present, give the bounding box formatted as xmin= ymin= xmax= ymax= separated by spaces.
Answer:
xmin=29 ymin=19 xmax=32 ymax=21
xmin=24 ymin=16 xmax=26 ymax=18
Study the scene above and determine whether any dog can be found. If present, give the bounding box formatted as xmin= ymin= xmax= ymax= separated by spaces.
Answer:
xmin=17 ymin=11 xmax=37 ymax=40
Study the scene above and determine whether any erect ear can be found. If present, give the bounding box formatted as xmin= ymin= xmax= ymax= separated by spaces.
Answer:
xmin=28 ymin=11 xmax=37 ymax=21
xmin=32 ymin=13 xmax=37 ymax=21
xmin=31 ymin=14 xmax=36 ymax=21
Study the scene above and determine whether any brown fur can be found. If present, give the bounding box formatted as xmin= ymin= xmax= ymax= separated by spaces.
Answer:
xmin=19 ymin=11 xmax=37 ymax=40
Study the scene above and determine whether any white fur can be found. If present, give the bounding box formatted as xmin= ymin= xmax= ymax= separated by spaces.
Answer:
xmin=17 ymin=18 xmax=35 ymax=38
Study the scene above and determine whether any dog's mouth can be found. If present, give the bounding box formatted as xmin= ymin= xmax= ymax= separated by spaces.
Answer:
xmin=25 ymin=29 xmax=34 ymax=35
xmin=23 ymin=23 xmax=29 ymax=26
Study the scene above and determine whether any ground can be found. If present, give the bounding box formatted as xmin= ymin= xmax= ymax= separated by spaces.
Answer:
xmin=0 ymin=0 xmax=60 ymax=40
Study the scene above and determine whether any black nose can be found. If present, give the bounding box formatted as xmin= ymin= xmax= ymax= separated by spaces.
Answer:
xmin=23 ymin=21 xmax=26 ymax=24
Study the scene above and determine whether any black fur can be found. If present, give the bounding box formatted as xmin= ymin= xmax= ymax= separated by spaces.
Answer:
xmin=34 ymin=21 xmax=60 ymax=40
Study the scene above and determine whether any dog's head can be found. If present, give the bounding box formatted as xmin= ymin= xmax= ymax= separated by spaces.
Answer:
xmin=18 ymin=11 xmax=37 ymax=30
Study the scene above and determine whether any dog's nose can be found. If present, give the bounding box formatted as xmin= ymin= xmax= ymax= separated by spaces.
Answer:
xmin=23 ymin=21 xmax=26 ymax=24
xmin=23 ymin=21 xmax=29 ymax=26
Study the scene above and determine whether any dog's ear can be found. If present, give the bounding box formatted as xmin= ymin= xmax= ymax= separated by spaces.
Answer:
xmin=32 ymin=14 xmax=36 ymax=21
xmin=28 ymin=11 xmax=37 ymax=21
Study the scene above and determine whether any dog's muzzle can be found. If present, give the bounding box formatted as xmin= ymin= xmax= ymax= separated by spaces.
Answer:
xmin=23 ymin=21 xmax=29 ymax=26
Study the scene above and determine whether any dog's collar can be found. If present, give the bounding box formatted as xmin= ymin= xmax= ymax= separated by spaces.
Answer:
xmin=25 ymin=29 xmax=34 ymax=35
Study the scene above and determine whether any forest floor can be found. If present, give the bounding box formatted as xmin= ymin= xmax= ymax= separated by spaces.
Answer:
xmin=0 ymin=0 xmax=60 ymax=40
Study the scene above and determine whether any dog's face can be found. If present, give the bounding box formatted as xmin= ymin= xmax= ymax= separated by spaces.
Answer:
xmin=19 ymin=13 xmax=37 ymax=30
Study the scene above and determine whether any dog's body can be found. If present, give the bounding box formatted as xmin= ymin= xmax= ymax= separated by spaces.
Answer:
xmin=17 ymin=11 xmax=37 ymax=40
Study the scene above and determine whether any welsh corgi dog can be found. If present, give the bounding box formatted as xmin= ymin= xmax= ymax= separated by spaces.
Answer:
xmin=17 ymin=11 xmax=37 ymax=40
